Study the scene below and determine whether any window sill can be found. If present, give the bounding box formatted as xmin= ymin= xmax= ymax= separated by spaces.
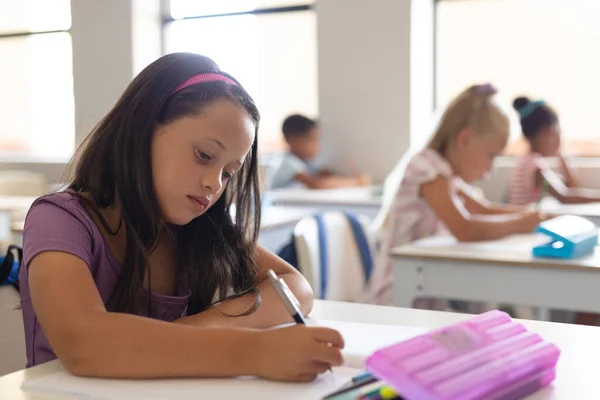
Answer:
xmin=495 ymin=156 xmax=600 ymax=169
xmin=0 ymin=155 xmax=71 ymax=164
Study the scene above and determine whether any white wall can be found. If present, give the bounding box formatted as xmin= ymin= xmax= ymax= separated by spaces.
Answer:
xmin=317 ymin=0 xmax=435 ymax=183
xmin=71 ymin=0 xmax=161 ymax=148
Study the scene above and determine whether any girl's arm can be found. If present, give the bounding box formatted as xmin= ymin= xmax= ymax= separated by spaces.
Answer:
xmin=294 ymin=172 xmax=370 ymax=189
xmin=29 ymin=251 xmax=343 ymax=380
xmin=421 ymin=176 xmax=546 ymax=242
xmin=457 ymin=182 xmax=530 ymax=215
xmin=558 ymin=155 xmax=578 ymax=188
xmin=537 ymin=165 xmax=600 ymax=204
xmin=176 ymin=245 xmax=314 ymax=328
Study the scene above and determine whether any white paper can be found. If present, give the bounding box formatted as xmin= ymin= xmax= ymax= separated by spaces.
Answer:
xmin=317 ymin=320 xmax=427 ymax=368
xmin=23 ymin=320 xmax=427 ymax=399
xmin=23 ymin=367 xmax=359 ymax=400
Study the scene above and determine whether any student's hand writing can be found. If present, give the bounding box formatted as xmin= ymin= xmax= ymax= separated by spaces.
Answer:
xmin=250 ymin=325 xmax=344 ymax=382
xmin=520 ymin=211 xmax=552 ymax=233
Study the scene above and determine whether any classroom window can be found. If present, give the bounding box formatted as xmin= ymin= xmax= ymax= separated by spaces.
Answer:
xmin=164 ymin=1 xmax=318 ymax=153
xmin=0 ymin=0 xmax=74 ymax=160
xmin=436 ymin=0 xmax=600 ymax=157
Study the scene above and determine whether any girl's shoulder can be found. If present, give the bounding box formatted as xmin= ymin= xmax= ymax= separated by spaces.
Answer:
xmin=22 ymin=190 xmax=118 ymax=281
xmin=27 ymin=191 xmax=94 ymax=228
xmin=403 ymin=148 xmax=453 ymax=183
xmin=23 ymin=191 xmax=104 ymax=261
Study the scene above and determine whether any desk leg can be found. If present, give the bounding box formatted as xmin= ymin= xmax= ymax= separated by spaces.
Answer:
xmin=393 ymin=260 xmax=421 ymax=308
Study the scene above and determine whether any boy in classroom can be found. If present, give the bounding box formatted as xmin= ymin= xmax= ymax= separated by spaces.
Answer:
xmin=507 ymin=96 xmax=600 ymax=205
xmin=19 ymin=53 xmax=344 ymax=381
xmin=269 ymin=114 xmax=371 ymax=189
xmin=362 ymin=84 xmax=551 ymax=308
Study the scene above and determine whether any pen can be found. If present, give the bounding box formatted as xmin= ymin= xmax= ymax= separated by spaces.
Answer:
xmin=267 ymin=269 xmax=306 ymax=324
xmin=352 ymin=370 xmax=373 ymax=383
xmin=267 ymin=270 xmax=333 ymax=373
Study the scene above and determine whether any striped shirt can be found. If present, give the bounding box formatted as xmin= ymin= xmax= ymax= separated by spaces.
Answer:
xmin=361 ymin=149 xmax=454 ymax=306
xmin=19 ymin=192 xmax=191 ymax=367
xmin=507 ymin=153 xmax=544 ymax=206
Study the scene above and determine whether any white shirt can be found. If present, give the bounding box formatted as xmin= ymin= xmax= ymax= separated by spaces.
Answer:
xmin=269 ymin=152 xmax=319 ymax=189
xmin=362 ymin=148 xmax=455 ymax=305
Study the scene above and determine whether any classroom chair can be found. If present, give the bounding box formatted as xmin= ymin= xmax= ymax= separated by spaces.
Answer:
xmin=293 ymin=211 xmax=375 ymax=301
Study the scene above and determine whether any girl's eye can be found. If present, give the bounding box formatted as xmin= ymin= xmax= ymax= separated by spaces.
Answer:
xmin=222 ymin=171 xmax=233 ymax=179
xmin=198 ymin=151 xmax=211 ymax=161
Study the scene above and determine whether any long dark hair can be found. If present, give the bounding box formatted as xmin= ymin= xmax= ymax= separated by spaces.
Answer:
xmin=67 ymin=53 xmax=262 ymax=316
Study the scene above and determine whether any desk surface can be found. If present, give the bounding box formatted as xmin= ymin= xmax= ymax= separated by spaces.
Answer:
xmin=267 ymin=186 xmax=383 ymax=207
xmin=540 ymin=198 xmax=600 ymax=218
xmin=391 ymin=233 xmax=600 ymax=272
xmin=259 ymin=206 xmax=315 ymax=230
xmin=2 ymin=300 xmax=600 ymax=399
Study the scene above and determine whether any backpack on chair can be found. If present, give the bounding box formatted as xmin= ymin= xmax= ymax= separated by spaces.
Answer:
xmin=0 ymin=245 xmax=22 ymax=293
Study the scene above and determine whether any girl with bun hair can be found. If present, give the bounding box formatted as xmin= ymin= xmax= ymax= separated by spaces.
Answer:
xmin=508 ymin=96 xmax=600 ymax=205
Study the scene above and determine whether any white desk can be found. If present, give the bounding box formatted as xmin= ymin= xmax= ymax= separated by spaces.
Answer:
xmin=540 ymin=198 xmax=600 ymax=225
xmin=391 ymin=234 xmax=600 ymax=316
xmin=258 ymin=206 xmax=316 ymax=252
xmin=0 ymin=196 xmax=36 ymax=247
xmin=267 ymin=187 xmax=382 ymax=219
xmin=3 ymin=300 xmax=600 ymax=399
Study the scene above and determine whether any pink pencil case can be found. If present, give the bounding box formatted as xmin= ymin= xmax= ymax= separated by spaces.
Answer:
xmin=365 ymin=310 xmax=560 ymax=400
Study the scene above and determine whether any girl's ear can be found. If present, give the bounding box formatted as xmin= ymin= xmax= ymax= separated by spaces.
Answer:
xmin=455 ymin=127 xmax=475 ymax=149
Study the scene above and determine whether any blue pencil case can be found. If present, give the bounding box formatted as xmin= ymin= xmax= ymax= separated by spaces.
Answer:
xmin=532 ymin=215 xmax=598 ymax=259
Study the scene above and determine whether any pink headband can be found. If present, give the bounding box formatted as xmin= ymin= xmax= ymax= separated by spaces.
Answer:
xmin=170 ymin=73 xmax=237 ymax=95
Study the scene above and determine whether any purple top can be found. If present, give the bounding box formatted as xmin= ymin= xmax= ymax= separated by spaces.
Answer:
xmin=19 ymin=192 xmax=191 ymax=367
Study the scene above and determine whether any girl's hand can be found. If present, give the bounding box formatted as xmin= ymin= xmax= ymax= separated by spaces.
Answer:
xmin=250 ymin=325 xmax=344 ymax=382
xmin=357 ymin=173 xmax=372 ymax=186
xmin=520 ymin=211 xmax=554 ymax=233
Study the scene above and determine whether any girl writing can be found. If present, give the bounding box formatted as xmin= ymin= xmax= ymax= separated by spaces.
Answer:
xmin=19 ymin=53 xmax=343 ymax=381
xmin=508 ymin=96 xmax=600 ymax=205
xmin=363 ymin=84 xmax=549 ymax=307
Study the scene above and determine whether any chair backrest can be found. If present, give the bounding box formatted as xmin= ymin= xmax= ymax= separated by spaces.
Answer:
xmin=293 ymin=212 xmax=374 ymax=301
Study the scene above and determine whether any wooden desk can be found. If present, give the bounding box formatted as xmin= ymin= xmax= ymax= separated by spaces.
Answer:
xmin=540 ymin=198 xmax=600 ymax=225
xmin=391 ymin=234 xmax=600 ymax=316
xmin=267 ymin=187 xmax=382 ymax=219
xmin=3 ymin=300 xmax=600 ymax=399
